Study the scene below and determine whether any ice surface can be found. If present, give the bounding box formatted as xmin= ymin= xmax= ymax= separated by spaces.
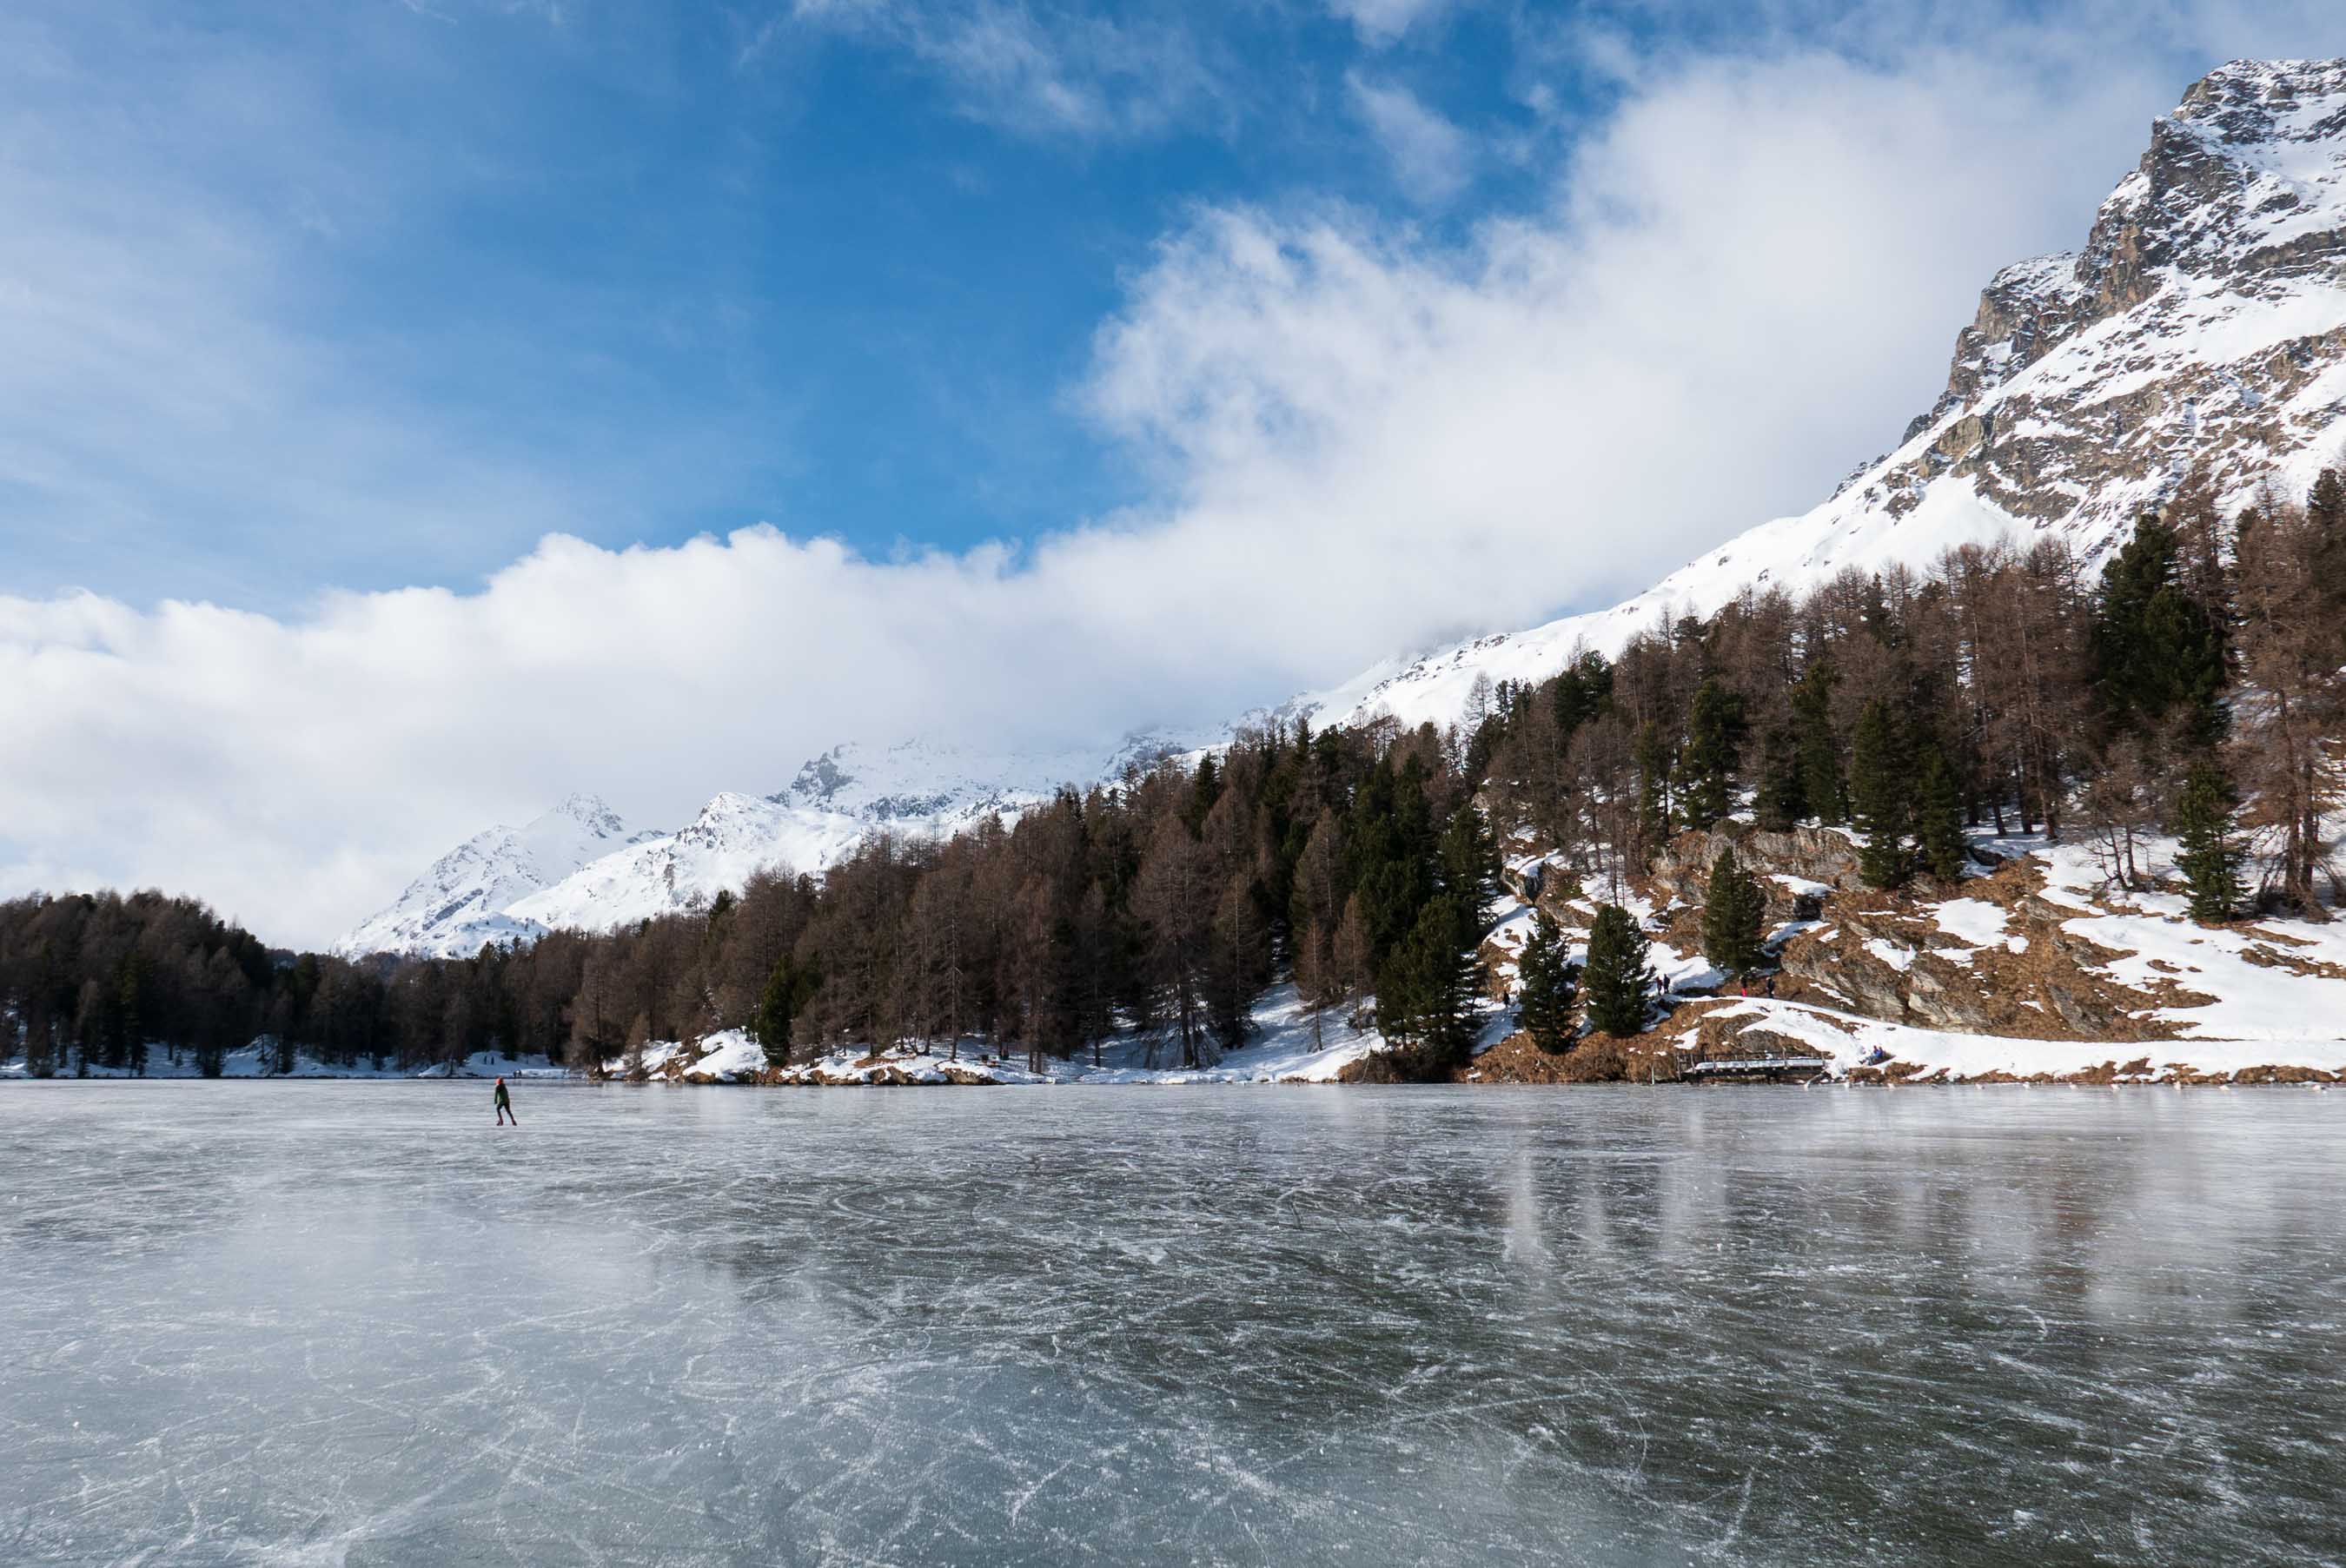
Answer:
xmin=5 ymin=1084 xmax=2343 ymax=1565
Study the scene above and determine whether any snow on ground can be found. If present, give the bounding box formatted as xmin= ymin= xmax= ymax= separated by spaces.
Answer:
xmin=1863 ymin=938 xmax=1917 ymax=973
xmin=1575 ymin=890 xmax=1726 ymax=996
xmin=780 ymin=1047 xmax=1056 ymax=1086
xmin=1986 ymin=834 xmax=2346 ymax=1041
xmin=647 ymin=984 xmax=1519 ymax=1087
xmin=1769 ymin=874 xmax=1833 ymax=901
xmin=1930 ymin=898 xmax=2020 ymax=953
xmin=1076 ymin=987 xmax=1392 ymax=1084
xmin=1701 ymin=997 xmax=2346 ymax=1082
xmin=613 ymin=1029 xmax=771 ymax=1083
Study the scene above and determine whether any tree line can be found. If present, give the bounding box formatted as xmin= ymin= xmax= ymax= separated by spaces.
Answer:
xmin=4 ymin=468 xmax=2340 ymax=1078
xmin=1470 ymin=466 xmax=2345 ymax=918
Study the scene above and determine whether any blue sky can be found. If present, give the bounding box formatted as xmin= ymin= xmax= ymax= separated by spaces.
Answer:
xmin=4 ymin=0 xmax=2339 ymax=943
xmin=4 ymin=0 xmax=1600 ymax=607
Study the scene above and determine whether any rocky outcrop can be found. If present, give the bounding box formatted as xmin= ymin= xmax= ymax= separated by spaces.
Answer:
xmin=1769 ymin=863 xmax=2178 ymax=1039
xmin=1293 ymin=60 xmax=2346 ymax=746
xmin=1647 ymin=826 xmax=1860 ymax=916
xmin=1859 ymin=57 xmax=2346 ymax=538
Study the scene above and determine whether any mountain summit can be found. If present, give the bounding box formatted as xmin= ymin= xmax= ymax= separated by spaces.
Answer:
xmin=1293 ymin=57 xmax=2346 ymax=733
xmin=330 ymin=794 xmax=653 ymax=959
xmin=338 ymin=60 xmax=2346 ymax=958
xmin=337 ymin=733 xmax=1207 ymax=957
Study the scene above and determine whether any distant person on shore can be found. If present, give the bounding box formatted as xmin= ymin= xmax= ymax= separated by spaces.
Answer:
xmin=494 ymin=1075 xmax=517 ymax=1127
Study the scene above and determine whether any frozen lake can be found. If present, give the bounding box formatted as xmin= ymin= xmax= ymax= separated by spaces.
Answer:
xmin=3 ymin=1083 xmax=2341 ymax=1566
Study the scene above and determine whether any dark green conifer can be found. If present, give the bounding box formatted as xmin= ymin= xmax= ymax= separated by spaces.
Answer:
xmin=1437 ymin=802 xmax=1501 ymax=941
xmin=1552 ymin=651 xmax=1613 ymax=738
xmin=1581 ymin=903 xmax=1654 ymax=1037
xmin=1700 ymin=848 xmax=1766 ymax=974
xmin=1791 ymin=660 xmax=1845 ymax=824
xmin=1680 ymin=678 xmax=1746 ymax=829
xmin=1754 ymin=725 xmax=1806 ymax=831
xmin=1183 ymin=754 xmax=1223 ymax=836
xmin=2172 ymin=761 xmax=2244 ymax=923
xmin=1914 ymin=747 xmax=1966 ymax=883
xmin=754 ymin=956 xmax=817 ymax=1069
xmin=2091 ymin=514 xmax=2228 ymax=743
xmin=1634 ymin=723 xmax=1673 ymax=857
xmin=1514 ymin=913 xmax=1577 ymax=1054
xmin=1379 ymin=894 xmax=1480 ymax=1077
xmin=1849 ymin=698 xmax=1913 ymax=890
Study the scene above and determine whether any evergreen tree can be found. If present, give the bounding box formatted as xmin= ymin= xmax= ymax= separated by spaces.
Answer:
xmin=1514 ymin=913 xmax=1577 ymax=1054
xmin=1849 ymin=698 xmax=1914 ymax=890
xmin=1436 ymin=802 xmax=1501 ymax=938
xmin=1753 ymin=725 xmax=1806 ymax=832
xmin=1680 ymin=678 xmax=1746 ymax=828
xmin=1182 ymin=755 xmax=1223 ymax=836
xmin=1348 ymin=756 xmax=1437 ymax=965
xmin=1546 ymin=650 xmax=1614 ymax=745
xmin=753 ymin=956 xmax=817 ymax=1068
xmin=1634 ymin=722 xmax=1673 ymax=857
xmin=2310 ymin=467 xmax=2346 ymax=589
xmin=1581 ymin=903 xmax=1654 ymax=1037
xmin=2091 ymin=514 xmax=2228 ymax=742
xmin=1790 ymin=660 xmax=1846 ymax=824
xmin=1378 ymin=895 xmax=1480 ymax=1077
xmin=1914 ymin=747 xmax=1966 ymax=883
xmin=1700 ymin=848 xmax=1766 ymax=975
xmin=2172 ymin=761 xmax=2244 ymax=923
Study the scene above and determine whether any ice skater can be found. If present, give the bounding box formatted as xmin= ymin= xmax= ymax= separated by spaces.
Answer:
xmin=494 ymin=1075 xmax=517 ymax=1127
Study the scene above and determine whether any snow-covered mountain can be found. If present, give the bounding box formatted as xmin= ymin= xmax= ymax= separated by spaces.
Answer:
xmin=330 ymin=794 xmax=654 ymax=959
xmin=1289 ymin=57 xmax=2346 ymax=733
xmin=500 ymin=791 xmax=869 ymax=936
xmin=338 ymin=734 xmax=1201 ymax=956
xmin=341 ymin=60 xmax=2346 ymax=958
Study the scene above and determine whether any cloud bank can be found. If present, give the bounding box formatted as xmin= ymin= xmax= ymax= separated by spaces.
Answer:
xmin=7 ymin=5 xmax=2336 ymax=945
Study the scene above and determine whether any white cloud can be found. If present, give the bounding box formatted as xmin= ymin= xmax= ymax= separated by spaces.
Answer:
xmin=1327 ymin=0 xmax=1454 ymax=46
xmin=1346 ymin=72 xmax=1474 ymax=204
xmin=11 ymin=5 xmax=2343 ymax=946
xmin=748 ymin=0 xmax=1227 ymax=142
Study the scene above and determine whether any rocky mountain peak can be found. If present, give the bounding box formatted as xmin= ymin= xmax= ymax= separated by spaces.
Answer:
xmin=1909 ymin=56 xmax=2346 ymax=448
xmin=2080 ymin=56 xmax=2346 ymax=313
xmin=783 ymin=748 xmax=855 ymax=810
xmin=1289 ymin=59 xmax=2346 ymax=739
xmin=1852 ymin=57 xmax=2346 ymax=540
xmin=546 ymin=791 xmax=627 ymax=837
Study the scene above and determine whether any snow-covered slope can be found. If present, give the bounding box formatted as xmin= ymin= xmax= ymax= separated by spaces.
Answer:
xmin=330 ymin=794 xmax=653 ymax=959
xmin=500 ymin=791 xmax=865 ymax=934
xmin=344 ymin=61 xmax=2346 ymax=956
xmin=341 ymin=734 xmax=1204 ymax=953
xmin=1294 ymin=57 xmax=2346 ymax=734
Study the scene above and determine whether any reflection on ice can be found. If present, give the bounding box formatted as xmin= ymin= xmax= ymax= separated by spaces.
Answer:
xmin=3 ymin=1082 xmax=2341 ymax=1565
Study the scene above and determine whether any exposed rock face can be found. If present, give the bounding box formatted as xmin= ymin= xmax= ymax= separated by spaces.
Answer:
xmin=1289 ymin=58 xmax=2346 ymax=739
xmin=1767 ymin=867 xmax=2175 ymax=1041
xmin=1647 ymin=827 xmax=1860 ymax=918
xmin=1637 ymin=830 xmax=2177 ymax=1040
xmin=1866 ymin=58 xmax=2346 ymax=533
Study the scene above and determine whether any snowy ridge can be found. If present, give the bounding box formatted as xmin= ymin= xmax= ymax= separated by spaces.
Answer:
xmin=1290 ymin=57 xmax=2346 ymax=735
xmin=340 ymin=732 xmax=1209 ymax=954
xmin=342 ymin=61 xmax=2346 ymax=956
xmin=330 ymin=794 xmax=653 ymax=959
xmin=502 ymin=791 xmax=868 ymax=935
